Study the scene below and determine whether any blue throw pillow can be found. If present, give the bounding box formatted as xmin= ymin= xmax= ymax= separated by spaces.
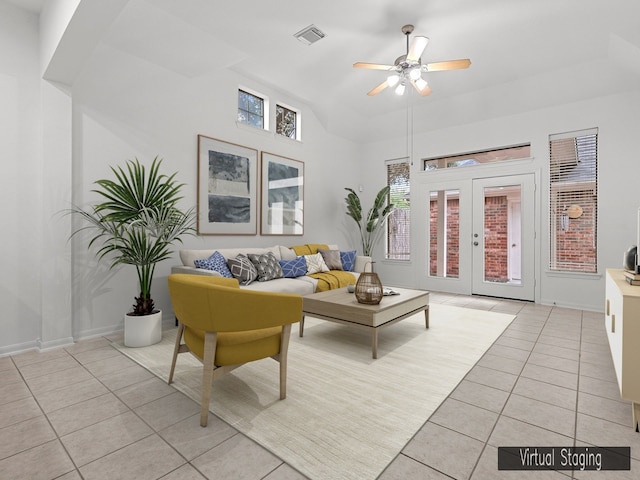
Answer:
xmin=279 ymin=256 xmax=307 ymax=278
xmin=340 ymin=250 xmax=357 ymax=272
xmin=193 ymin=251 xmax=233 ymax=278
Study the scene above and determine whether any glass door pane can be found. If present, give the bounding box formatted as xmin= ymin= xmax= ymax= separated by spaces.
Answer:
xmin=482 ymin=185 xmax=521 ymax=284
xmin=429 ymin=189 xmax=460 ymax=278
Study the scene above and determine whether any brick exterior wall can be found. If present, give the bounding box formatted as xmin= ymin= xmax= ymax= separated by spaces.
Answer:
xmin=554 ymin=192 xmax=597 ymax=272
xmin=429 ymin=198 xmax=460 ymax=277
xmin=483 ymin=196 xmax=509 ymax=282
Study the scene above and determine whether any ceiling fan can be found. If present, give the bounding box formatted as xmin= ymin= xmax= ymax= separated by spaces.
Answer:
xmin=354 ymin=24 xmax=471 ymax=97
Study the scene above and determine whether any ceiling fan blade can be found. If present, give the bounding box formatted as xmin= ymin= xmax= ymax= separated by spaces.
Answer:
xmin=367 ymin=80 xmax=389 ymax=96
xmin=406 ymin=36 xmax=429 ymax=62
xmin=353 ymin=62 xmax=395 ymax=70
xmin=425 ymin=59 xmax=471 ymax=72
xmin=412 ymin=80 xmax=432 ymax=96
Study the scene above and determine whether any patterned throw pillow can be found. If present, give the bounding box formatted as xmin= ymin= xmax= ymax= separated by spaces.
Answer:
xmin=193 ymin=251 xmax=233 ymax=278
xmin=304 ymin=253 xmax=330 ymax=274
xmin=279 ymin=256 xmax=308 ymax=278
xmin=318 ymin=248 xmax=343 ymax=271
xmin=227 ymin=254 xmax=258 ymax=285
xmin=248 ymin=252 xmax=284 ymax=282
xmin=340 ymin=250 xmax=357 ymax=272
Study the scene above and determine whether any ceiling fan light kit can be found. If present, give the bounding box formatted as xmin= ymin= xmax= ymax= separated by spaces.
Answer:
xmin=354 ymin=24 xmax=471 ymax=97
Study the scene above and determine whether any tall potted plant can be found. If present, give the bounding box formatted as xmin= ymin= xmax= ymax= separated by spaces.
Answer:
xmin=344 ymin=186 xmax=395 ymax=256
xmin=70 ymin=157 xmax=196 ymax=347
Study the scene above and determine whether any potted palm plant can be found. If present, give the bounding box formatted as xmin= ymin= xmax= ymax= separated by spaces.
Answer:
xmin=344 ymin=186 xmax=395 ymax=256
xmin=70 ymin=157 xmax=196 ymax=347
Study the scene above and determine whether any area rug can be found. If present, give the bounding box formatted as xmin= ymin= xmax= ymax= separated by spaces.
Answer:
xmin=113 ymin=303 xmax=514 ymax=480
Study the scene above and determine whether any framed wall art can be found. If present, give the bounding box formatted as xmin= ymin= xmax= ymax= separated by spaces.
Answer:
xmin=197 ymin=135 xmax=258 ymax=235
xmin=260 ymin=152 xmax=304 ymax=235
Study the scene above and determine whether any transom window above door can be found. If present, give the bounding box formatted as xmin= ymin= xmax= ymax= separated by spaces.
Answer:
xmin=423 ymin=144 xmax=531 ymax=171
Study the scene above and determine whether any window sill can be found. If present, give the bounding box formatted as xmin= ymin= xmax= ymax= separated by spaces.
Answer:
xmin=545 ymin=270 xmax=602 ymax=280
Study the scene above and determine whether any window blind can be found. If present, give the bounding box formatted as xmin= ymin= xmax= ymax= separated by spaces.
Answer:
xmin=386 ymin=159 xmax=410 ymax=260
xmin=549 ymin=129 xmax=598 ymax=273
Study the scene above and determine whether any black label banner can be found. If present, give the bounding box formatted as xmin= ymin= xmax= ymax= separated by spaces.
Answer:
xmin=498 ymin=447 xmax=631 ymax=471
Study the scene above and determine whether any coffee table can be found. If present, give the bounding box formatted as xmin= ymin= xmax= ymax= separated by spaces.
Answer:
xmin=300 ymin=286 xmax=429 ymax=358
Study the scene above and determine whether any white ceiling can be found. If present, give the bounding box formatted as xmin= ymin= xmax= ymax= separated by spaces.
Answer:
xmin=11 ymin=0 xmax=640 ymax=142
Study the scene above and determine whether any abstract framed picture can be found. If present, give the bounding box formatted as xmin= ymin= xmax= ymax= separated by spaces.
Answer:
xmin=260 ymin=152 xmax=304 ymax=235
xmin=197 ymin=135 xmax=258 ymax=235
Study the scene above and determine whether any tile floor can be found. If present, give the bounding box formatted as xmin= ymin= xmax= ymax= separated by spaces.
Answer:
xmin=1 ymin=293 xmax=638 ymax=479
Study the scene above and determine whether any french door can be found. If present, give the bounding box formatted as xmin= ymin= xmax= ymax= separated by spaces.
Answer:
xmin=471 ymin=175 xmax=535 ymax=301
xmin=424 ymin=173 xmax=535 ymax=301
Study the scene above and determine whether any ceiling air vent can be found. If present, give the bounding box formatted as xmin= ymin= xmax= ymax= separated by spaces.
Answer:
xmin=294 ymin=25 xmax=326 ymax=45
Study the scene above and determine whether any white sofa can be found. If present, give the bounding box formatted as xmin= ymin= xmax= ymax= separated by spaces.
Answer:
xmin=172 ymin=244 xmax=371 ymax=296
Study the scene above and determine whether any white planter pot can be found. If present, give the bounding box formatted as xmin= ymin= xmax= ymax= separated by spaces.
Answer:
xmin=124 ymin=310 xmax=162 ymax=347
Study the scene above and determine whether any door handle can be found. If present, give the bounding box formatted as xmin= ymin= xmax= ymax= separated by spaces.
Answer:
xmin=473 ymin=241 xmax=479 ymax=246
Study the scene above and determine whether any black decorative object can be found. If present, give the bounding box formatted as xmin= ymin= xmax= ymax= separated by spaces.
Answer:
xmin=624 ymin=245 xmax=638 ymax=272
xmin=355 ymin=262 xmax=383 ymax=305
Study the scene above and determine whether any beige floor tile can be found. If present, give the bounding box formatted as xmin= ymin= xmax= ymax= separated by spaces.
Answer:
xmin=486 ymin=344 xmax=531 ymax=361
xmin=11 ymin=347 xmax=69 ymax=367
xmin=0 ymin=440 xmax=75 ymax=480
xmin=0 ymin=396 xmax=42 ymax=429
xmin=379 ymin=454 xmax=451 ymax=479
xmin=0 ymin=415 xmax=56 ymax=460
xmin=0 ymin=367 xmax=23 ymax=386
xmin=47 ymin=392 xmax=129 ymax=436
xmin=477 ymin=354 xmax=526 ymax=375
xmin=191 ymin=434 xmax=283 ymax=480
xmin=79 ymin=434 xmax=186 ymax=480
xmin=575 ymin=414 xmax=640 ymax=461
xmin=502 ymin=394 xmax=576 ymax=438
xmin=578 ymin=392 xmax=633 ymax=427
xmin=24 ymin=365 xmax=94 ymax=395
xmin=580 ymin=340 xmax=611 ymax=355
xmin=512 ymin=376 xmax=577 ymax=410
xmin=580 ymin=360 xmax=617 ymax=382
xmin=488 ymin=416 xmax=574 ymax=448
xmin=33 ymin=377 xmax=109 ymax=413
xmin=70 ymin=345 xmax=122 ymax=365
xmin=159 ymin=463 xmax=208 ymax=480
xmin=159 ymin=412 xmax=237 ymax=461
xmin=402 ymin=422 xmax=484 ymax=480
xmin=537 ymin=335 xmax=580 ymax=351
xmin=501 ymin=329 xmax=540 ymax=343
xmin=429 ymin=398 xmax=499 ymax=442
xmin=17 ymin=354 xmax=80 ymax=380
xmin=114 ymin=376 xmax=176 ymax=409
xmin=0 ymin=378 xmax=31 ymax=406
xmin=98 ymin=363 xmax=155 ymax=391
xmin=494 ymin=335 xmax=536 ymax=352
xmin=134 ymin=391 xmax=200 ymax=431
xmin=0 ymin=356 xmax=14 ymax=372
xmin=520 ymin=363 xmax=578 ymax=390
xmin=464 ymin=365 xmax=519 ymax=392
xmin=450 ymin=379 xmax=510 ymax=413
xmin=82 ymin=353 xmax=137 ymax=377
xmin=263 ymin=463 xmax=310 ymax=480
xmin=533 ymin=342 xmax=580 ymax=361
xmin=578 ymin=375 xmax=621 ymax=402
xmin=64 ymin=336 xmax=113 ymax=355
xmin=527 ymin=352 xmax=579 ymax=374
xmin=61 ymin=411 xmax=153 ymax=466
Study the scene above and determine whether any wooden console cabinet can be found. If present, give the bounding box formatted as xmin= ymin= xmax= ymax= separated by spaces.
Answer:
xmin=605 ymin=269 xmax=640 ymax=431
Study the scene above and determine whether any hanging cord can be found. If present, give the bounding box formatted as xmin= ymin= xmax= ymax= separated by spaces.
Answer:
xmin=406 ymin=91 xmax=414 ymax=166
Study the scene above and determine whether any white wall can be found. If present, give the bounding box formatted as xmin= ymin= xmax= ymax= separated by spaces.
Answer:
xmin=0 ymin=3 xmax=43 ymax=354
xmin=361 ymin=89 xmax=640 ymax=312
xmin=67 ymin=42 xmax=361 ymax=340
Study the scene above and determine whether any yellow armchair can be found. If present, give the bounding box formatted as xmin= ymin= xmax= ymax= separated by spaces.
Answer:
xmin=167 ymin=274 xmax=303 ymax=426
